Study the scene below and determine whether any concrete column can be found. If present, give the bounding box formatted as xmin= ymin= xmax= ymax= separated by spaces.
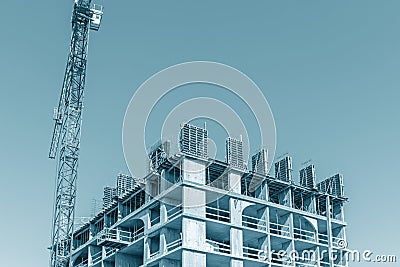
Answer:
xmin=182 ymin=186 xmax=205 ymax=217
xmin=143 ymin=210 xmax=151 ymax=230
xmin=230 ymin=259 xmax=243 ymax=267
xmin=339 ymin=203 xmax=345 ymax=221
xmin=182 ymin=217 xmax=205 ymax=250
xmin=258 ymin=180 xmax=268 ymax=200
xmin=257 ymin=236 xmax=269 ymax=263
xmin=228 ymin=171 xmax=241 ymax=194
xmin=115 ymin=252 xmax=142 ymax=267
xmin=160 ymin=203 xmax=168 ymax=223
xmin=230 ymin=228 xmax=243 ymax=257
xmin=289 ymin=212 xmax=295 ymax=263
xmin=182 ymin=158 xmax=206 ymax=184
xmin=160 ymin=228 xmax=167 ymax=254
xmin=182 ymin=250 xmax=206 ymax=267
xmin=311 ymin=194 xmax=317 ymax=213
xmin=326 ymin=196 xmax=334 ymax=267
xmin=88 ymin=245 xmax=100 ymax=265
xmin=118 ymin=201 xmax=123 ymax=221
xmin=103 ymin=261 xmax=114 ymax=267
xmin=257 ymin=206 xmax=269 ymax=232
xmin=180 ymin=157 xmax=207 ymax=267
xmin=89 ymin=221 xmax=95 ymax=241
xmin=261 ymin=206 xmax=270 ymax=263
xmin=143 ymin=236 xmax=150 ymax=264
xmin=160 ymin=169 xmax=169 ymax=192
xmin=279 ymin=188 xmax=292 ymax=207
xmin=316 ymin=246 xmax=321 ymax=267
xmin=230 ymin=198 xmax=253 ymax=226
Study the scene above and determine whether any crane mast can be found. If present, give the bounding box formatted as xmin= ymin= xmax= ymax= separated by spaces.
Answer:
xmin=49 ymin=1 xmax=103 ymax=267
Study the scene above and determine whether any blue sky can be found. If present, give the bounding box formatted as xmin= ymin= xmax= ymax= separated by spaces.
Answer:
xmin=0 ymin=0 xmax=399 ymax=266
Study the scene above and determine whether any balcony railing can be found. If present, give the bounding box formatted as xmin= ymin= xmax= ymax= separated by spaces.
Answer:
xmin=147 ymin=237 xmax=182 ymax=261
xmin=98 ymin=228 xmax=131 ymax=243
xmin=270 ymin=251 xmax=292 ymax=265
xmin=205 ymin=239 xmax=230 ymax=254
xmin=318 ymin=233 xmax=329 ymax=245
xmin=269 ymin=221 xmax=291 ymax=237
xmin=205 ymin=206 xmax=230 ymax=223
xmin=96 ymin=227 xmax=143 ymax=246
xmin=243 ymin=245 xmax=264 ymax=260
xmin=320 ymin=261 xmax=330 ymax=267
xmin=104 ymin=247 xmax=117 ymax=258
xmin=150 ymin=215 xmax=161 ymax=227
xmin=131 ymin=226 xmax=145 ymax=242
xmin=91 ymin=250 xmax=102 ymax=265
xmin=166 ymin=237 xmax=182 ymax=251
xmin=293 ymin=227 xmax=316 ymax=242
xmin=293 ymin=256 xmax=318 ymax=267
xmin=242 ymin=214 xmax=267 ymax=231
xmin=167 ymin=204 xmax=182 ymax=220
xmin=295 ymin=262 xmax=317 ymax=267
xmin=149 ymin=250 xmax=160 ymax=259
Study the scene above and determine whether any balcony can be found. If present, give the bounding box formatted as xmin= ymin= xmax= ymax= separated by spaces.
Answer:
xmin=205 ymin=239 xmax=231 ymax=255
xmin=317 ymin=233 xmax=329 ymax=245
xmin=91 ymin=250 xmax=102 ymax=266
xmin=269 ymin=221 xmax=291 ymax=237
xmin=96 ymin=227 xmax=143 ymax=248
xmin=242 ymin=214 xmax=267 ymax=232
xmin=293 ymin=227 xmax=316 ymax=242
xmin=75 ymin=259 xmax=88 ymax=267
xmin=242 ymin=245 xmax=264 ymax=260
xmin=149 ymin=250 xmax=160 ymax=259
xmin=205 ymin=206 xmax=230 ymax=223
xmin=166 ymin=237 xmax=183 ymax=251
xmin=167 ymin=204 xmax=183 ymax=220
xmin=270 ymin=251 xmax=292 ymax=265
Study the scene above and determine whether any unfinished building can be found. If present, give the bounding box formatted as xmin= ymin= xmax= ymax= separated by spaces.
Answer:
xmin=71 ymin=123 xmax=348 ymax=267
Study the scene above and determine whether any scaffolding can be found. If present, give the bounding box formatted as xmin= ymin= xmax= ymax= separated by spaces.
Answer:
xmin=225 ymin=137 xmax=245 ymax=169
xmin=317 ymin=173 xmax=344 ymax=197
xmin=251 ymin=148 xmax=268 ymax=175
xmin=300 ymin=164 xmax=316 ymax=188
xmin=274 ymin=156 xmax=293 ymax=182
xmin=148 ymin=140 xmax=171 ymax=172
xmin=179 ymin=123 xmax=208 ymax=159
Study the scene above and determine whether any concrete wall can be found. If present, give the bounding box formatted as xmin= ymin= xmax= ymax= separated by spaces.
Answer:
xmin=115 ymin=252 xmax=142 ymax=267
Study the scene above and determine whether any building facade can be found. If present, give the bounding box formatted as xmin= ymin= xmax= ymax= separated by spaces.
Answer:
xmin=71 ymin=124 xmax=348 ymax=267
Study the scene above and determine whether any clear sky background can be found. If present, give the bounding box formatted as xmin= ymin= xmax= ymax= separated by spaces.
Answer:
xmin=0 ymin=0 xmax=399 ymax=266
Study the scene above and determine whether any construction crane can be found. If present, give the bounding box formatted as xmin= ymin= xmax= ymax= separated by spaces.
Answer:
xmin=48 ymin=1 xmax=103 ymax=267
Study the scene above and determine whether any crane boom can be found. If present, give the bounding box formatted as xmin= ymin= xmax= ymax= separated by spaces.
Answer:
xmin=49 ymin=1 xmax=103 ymax=267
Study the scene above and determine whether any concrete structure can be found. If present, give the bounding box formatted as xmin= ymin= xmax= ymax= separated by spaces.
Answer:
xmin=71 ymin=124 xmax=348 ymax=267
